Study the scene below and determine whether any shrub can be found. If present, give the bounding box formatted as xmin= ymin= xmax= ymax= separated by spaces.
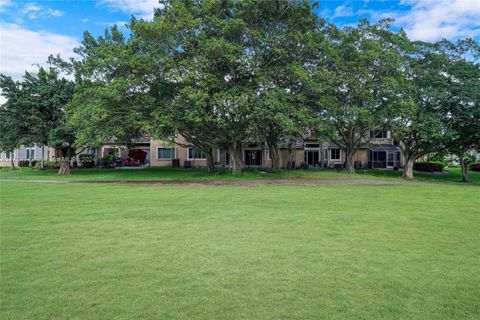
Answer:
xmin=45 ymin=161 xmax=60 ymax=169
xmin=79 ymin=153 xmax=96 ymax=168
xmin=34 ymin=161 xmax=60 ymax=169
xmin=470 ymin=162 xmax=480 ymax=172
xmin=100 ymin=155 xmax=116 ymax=168
xmin=299 ymin=162 xmax=309 ymax=169
xmin=18 ymin=160 xmax=36 ymax=167
xmin=354 ymin=161 xmax=363 ymax=169
xmin=464 ymin=155 xmax=476 ymax=165
xmin=414 ymin=161 xmax=445 ymax=172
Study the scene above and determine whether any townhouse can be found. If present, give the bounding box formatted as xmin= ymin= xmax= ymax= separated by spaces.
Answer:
xmin=0 ymin=145 xmax=54 ymax=167
xmin=0 ymin=130 xmax=403 ymax=169
xmin=94 ymin=130 xmax=402 ymax=169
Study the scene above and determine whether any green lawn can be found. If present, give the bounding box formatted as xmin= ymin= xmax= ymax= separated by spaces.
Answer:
xmin=1 ymin=166 xmax=479 ymax=185
xmin=1 ymin=182 xmax=479 ymax=319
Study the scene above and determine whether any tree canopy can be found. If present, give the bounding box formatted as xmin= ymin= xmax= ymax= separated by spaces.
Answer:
xmin=1 ymin=0 xmax=479 ymax=178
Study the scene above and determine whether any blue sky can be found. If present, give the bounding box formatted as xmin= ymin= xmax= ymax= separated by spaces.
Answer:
xmin=1 ymin=0 xmax=479 ymax=81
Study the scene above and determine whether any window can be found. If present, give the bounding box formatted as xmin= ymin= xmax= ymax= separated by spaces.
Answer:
xmin=330 ymin=148 xmax=340 ymax=160
xmin=188 ymin=148 xmax=206 ymax=159
xmin=26 ymin=148 xmax=35 ymax=160
xmin=370 ymin=130 xmax=388 ymax=139
xmin=157 ymin=147 xmax=175 ymax=160
xmin=4 ymin=151 xmax=11 ymax=160
xmin=104 ymin=147 xmax=120 ymax=157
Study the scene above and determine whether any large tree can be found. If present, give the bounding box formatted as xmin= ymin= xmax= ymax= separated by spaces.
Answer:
xmin=65 ymin=27 xmax=155 ymax=149
xmin=0 ymin=68 xmax=76 ymax=175
xmin=388 ymin=41 xmax=449 ymax=179
xmin=436 ymin=39 xmax=480 ymax=182
xmin=132 ymin=0 xmax=324 ymax=173
xmin=237 ymin=0 xmax=322 ymax=169
xmin=132 ymin=0 xmax=254 ymax=173
xmin=312 ymin=19 xmax=407 ymax=173
xmin=0 ymin=76 xmax=31 ymax=169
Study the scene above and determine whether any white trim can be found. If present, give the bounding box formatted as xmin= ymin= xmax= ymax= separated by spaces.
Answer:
xmin=330 ymin=148 xmax=341 ymax=161
xmin=156 ymin=147 xmax=176 ymax=160
xmin=26 ymin=147 xmax=36 ymax=160
xmin=386 ymin=151 xmax=395 ymax=169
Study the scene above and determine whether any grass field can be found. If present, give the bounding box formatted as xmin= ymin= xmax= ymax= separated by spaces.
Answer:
xmin=1 ymin=166 xmax=480 ymax=185
xmin=1 ymin=182 xmax=479 ymax=319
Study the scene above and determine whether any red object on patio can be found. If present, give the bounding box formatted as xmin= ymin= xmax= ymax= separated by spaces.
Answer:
xmin=128 ymin=149 xmax=147 ymax=164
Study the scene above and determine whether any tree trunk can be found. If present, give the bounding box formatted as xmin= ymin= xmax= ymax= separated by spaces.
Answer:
xmin=344 ymin=148 xmax=356 ymax=173
xmin=205 ymin=148 xmax=215 ymax=173
xmin=10 ymin=158 xmax=17 ymax=170
xmin=40 ymin=145 xmax=45 ymax=170
xmin=57 ymin=159 xmax=70 ymax=176
xmin=403 ymin=158 xmax=415 ymax=179
xmin=268 ymin=144 xmax=280 ymax=169
xmin=229 ymin=142 xmax=244 ymax=174
xmin=460 ymin=156 xmax=469 ymax=182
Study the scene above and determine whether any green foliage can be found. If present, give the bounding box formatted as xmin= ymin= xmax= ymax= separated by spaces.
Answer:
xmin=470 ymin=162 xmax=480 ymax=172
xmin=437 ymin=39 xmax=480 ymax=162
xmin=18 ymin=160 xmax=36 ymax=167
xmin=0 ymin=75 xmax=31 ymax=153
xmin=312 ymin=19 xmax=408 ymax=172
xmin=414 ymin=161 xmax=445 ymax=172
xmin=100 ymin=155 xmax=116 ymax=168
xmin=34 ymin=160 xmax=60 ymax=169
xmin=427 ymin=151 xmax=449 ymax=166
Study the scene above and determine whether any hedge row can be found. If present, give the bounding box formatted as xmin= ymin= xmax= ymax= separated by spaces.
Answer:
xmin=414 ymin=161 xmax=445 ymax=172
xmin=470 ymin=162 xmax=480 ymax=172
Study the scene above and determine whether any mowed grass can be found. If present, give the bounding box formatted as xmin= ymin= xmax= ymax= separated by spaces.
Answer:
xmin=1 ymin=182 xmax=479 ymax=319
xmin=1 ymin=166 xmax=480 ymax=185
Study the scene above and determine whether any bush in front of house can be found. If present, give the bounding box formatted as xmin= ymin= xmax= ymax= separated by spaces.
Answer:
xmin=34 ymin=161 xmax=60 ymax=169
xmin=414 ymin=161 xmax=445 ymax=172
xmin=100 ymin=155 xmax=116 ymax=168
xmin=18 ymin=160 xmax=37 ymax=167
xmin=79 ymin=154 xmax=96 ymax=168
xmin=470 ymin=162 xmax=480 ymax=172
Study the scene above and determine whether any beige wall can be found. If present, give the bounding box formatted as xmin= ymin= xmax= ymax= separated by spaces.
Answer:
xmin=150 ymin=136 xmax=208 ymax=167
xmin=356 ymin=149 xmax=368 ymax=164
xmin=278 ymin=149 xmax=304 ymax=168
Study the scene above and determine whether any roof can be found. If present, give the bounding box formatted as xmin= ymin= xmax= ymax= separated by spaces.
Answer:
xmin=369 ymin=144 xmax=400 ymax=152
xmin=278 ymin=138 xmax=305 ymax=149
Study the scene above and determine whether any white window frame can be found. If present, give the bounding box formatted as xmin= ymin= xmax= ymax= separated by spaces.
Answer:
xmin=188 ymin=147 xmax=206 ymax=160
xmin=157 ymin=147 xmax=176 ymax=160
xmin=26 ymin=147 xmax=35 ymax=160
xmin=330 ymin=148 xmax=341 ymax=161
xmin=103 ymin=147 xmax=120 ymax=158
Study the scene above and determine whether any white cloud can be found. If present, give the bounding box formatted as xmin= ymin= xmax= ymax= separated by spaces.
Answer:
xmin=100 ymin=0 xmax=163 ymax=20
xmin=333 ymin=4 xmax=355 ymax=18
xmin=401 ymin=0 xmax=480 ymax=41
xmin=365 ymin=0 xmax=480 ymax=41
xmin=15 ymin=2 xmax=64 ymax=20
xmin=47 ymin=9 xmax=64 ymax=17
xmin=81 ymin=18 xmax=89 ymax=23
xmin=0 ymin=23 xmax=78 ymax=79
xmin=0 ymin=0 xmax=14 ymax=13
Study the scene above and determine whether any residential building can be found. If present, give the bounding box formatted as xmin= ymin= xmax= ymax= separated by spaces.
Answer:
xmin=1 ymin=130 xmax=403 ymax=169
